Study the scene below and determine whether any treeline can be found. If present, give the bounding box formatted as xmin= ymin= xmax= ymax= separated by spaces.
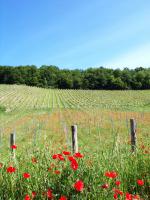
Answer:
xmin=0 ymin=65 xmax=150 ymax=89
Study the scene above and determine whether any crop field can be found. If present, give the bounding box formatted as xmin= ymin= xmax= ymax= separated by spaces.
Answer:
xmin=0 ymin=84 xmax=150 ymax=200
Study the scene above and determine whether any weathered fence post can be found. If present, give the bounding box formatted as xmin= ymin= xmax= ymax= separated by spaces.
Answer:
xmin=10 ymin=133 xmax=16 ymax=158
xmin=130 ymin=118 xmax=136 ymax=152
xmin=71 ymin=125 xmax=78 ymax=153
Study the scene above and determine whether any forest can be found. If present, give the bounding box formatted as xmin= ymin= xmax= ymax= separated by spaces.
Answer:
xmin=0 ymin=65 xmax=150 ymax=89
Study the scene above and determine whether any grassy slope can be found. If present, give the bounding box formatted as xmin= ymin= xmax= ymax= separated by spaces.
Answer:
xmin=0 ymin=84 xmax=150 ymax=112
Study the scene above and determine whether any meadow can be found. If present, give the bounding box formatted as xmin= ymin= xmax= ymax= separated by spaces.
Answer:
xmin=0 ymin=84 xmax=150 ymax=200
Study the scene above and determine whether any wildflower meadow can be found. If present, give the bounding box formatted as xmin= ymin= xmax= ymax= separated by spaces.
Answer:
xmin=0 ymin=85 xmax=150 ymax=199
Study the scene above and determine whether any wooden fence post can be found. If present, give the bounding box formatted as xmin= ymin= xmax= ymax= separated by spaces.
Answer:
xmin=130 ymin=119 xmax=136 ymax=152
xmin=10 ymin=133 xmax=16 ymax=158
xmin=71 ymin=125 xmax=78 ymax=153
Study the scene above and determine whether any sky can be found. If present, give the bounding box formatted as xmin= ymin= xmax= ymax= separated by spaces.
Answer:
xmin=0 ymin=0 xmax=150 ymax=69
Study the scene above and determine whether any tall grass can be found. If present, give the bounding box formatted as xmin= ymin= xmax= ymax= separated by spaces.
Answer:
xmin=0 ymin=130 xmax=149 ymax=199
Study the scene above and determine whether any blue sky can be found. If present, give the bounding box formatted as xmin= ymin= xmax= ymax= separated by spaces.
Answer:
xmin=0 ymin=0 xmax=150 ymax=69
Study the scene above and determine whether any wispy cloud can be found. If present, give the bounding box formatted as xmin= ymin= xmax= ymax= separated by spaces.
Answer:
xmin=104 ymin=43 xmax=150 ymax=68
xmin=46 ymin=7 xmax=150 ymax=67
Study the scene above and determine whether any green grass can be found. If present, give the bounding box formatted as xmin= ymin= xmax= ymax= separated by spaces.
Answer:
xmin=0 ymin=84 xmax=150 ymax=199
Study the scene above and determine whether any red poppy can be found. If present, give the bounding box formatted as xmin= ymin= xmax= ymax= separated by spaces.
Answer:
xmin=70 ymin=159 xmax=78 ymax=170
xmin=105 ymin=171 xmax=118 ymax=178
xmin=113 ymin=188 xmax=123 ymax=196
xmin=125 ymin=193 xmax=140 ymax=200
xmin=0 ymin=162 xmax=3 ymax=168
xmin=68 ymin=156 xmax=78 ymax=170
xmin=11 ymin=145 xmax=17 ymax=149
xmin=52 ymin=154 xmax=58 ymax=159
xmin=125 ymin=193 xmax=132 ymax=200
xmin=54 ymin=170 xmax=61 ymax=174
xmin=74 ymin=180 xmax=84 ymax=192
xmin=32 ymin=191 xmax=36 ymax=198
xmin=115 ymin=180 xmax=121 ymax=186
xmin=47 ymin=189 xmax=53 ymax=199
xmin=6 ymin=166 xmax=16 ymax=173
xmin=58 ymin=154 xmax=65 ymax=161
xmin=52 ymin=154 xmax=64 ymax=161
xmin=62 ymin=151 xmax=71 ymax=155
xmin=68 ymin=156 xmax=75 ymax=161
xmin=137 ymin=179 xmax=144 ymax=186
xmin=113 ymin=193 xmax=118 ymax=199
xmin=24 ymin=194 xmax=31 ymax=200
xmin=101 ymin=183 xmax=109 ymax=189
xmin=23 ymin=173 xmax=30 ymax=179
xmin=74 ymin=152 xmax=83 ymax=158
xmin=59 ymin=196 xmax=67 ymax=200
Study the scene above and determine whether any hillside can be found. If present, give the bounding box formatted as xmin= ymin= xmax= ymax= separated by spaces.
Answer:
xmin=0 ymin=84 xmax=150 ymax=112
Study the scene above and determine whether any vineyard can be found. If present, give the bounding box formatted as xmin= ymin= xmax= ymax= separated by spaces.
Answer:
xmin=0 ymin=84 xmax=150 ymax=200
xmin=1 ymin=85 xmax=150 ymax=112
